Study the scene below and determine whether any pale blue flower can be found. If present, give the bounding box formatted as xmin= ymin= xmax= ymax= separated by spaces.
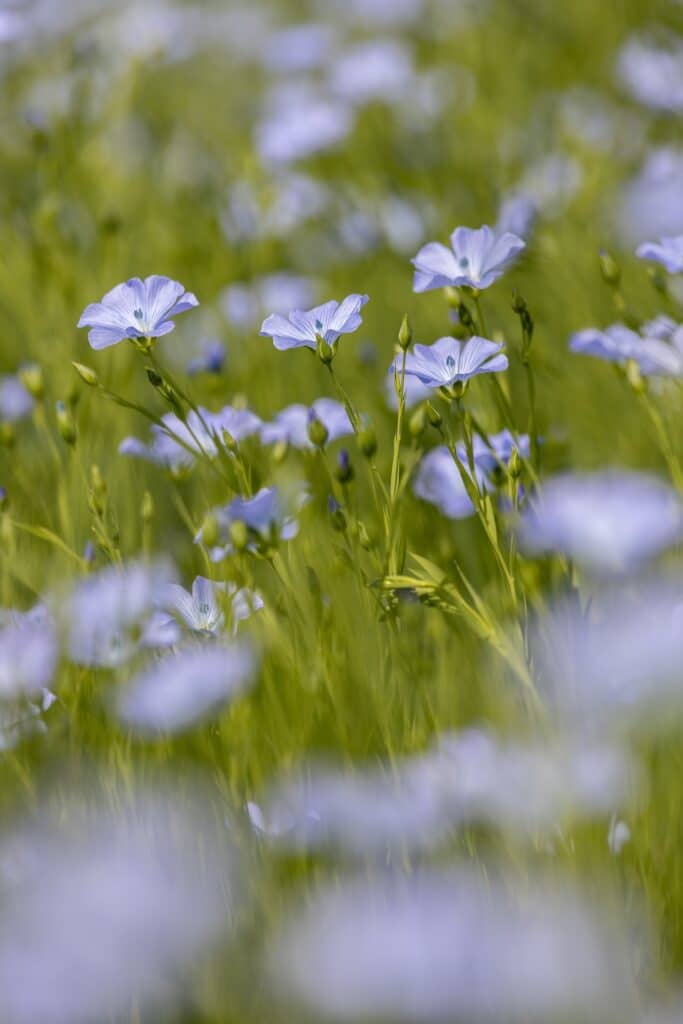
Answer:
xmin=329 ymin=39 xmax=414 ymax=106
xmin=117 ymin=643 xmax=256 ymax=734
xmin=496 ymin=194 xmax=537 ymax=241
xmin=397 ymin=335 xmax=508 ymax=389
xmin=618 ymin=148 xmax=683 ymax=247
xmin=618 ymin=36 xmax=683 ymax=114
xmin=518 ymin=470 xmax=683 ymax=574
xmin=413 ymin=446 xmax=486 ymax=520
xmin=0 ymin=375 xmax=33 ymax=423
xmin=160 ymin=576 xmax=263 ymax=636
xmin=261 ymin=399 xmax=352 ymax=447
xmin=187 ymin=339 xmax=225 ymax=375
xmin=456 ymin=429 xmax=530 ymax=474
xmin=120 ymin=406 xmax=262 ymax=469
xmin=77 ymin=275 xmax=198 ymax=350
xmin=570 ymin=323 xmax=683 ymax=377
xmin=412 ymin=225 xmax=525 ymax=293
xmin=0 ymin=606 xmax=57 ymax=699
xmin=257 ymin=83 xmax=353 ymax=166
xmin=199 ymin=486 xmax=306 ymax=560
xmin=260 ymin=294 xmax=368 ymax=351
xmin=220 ymin=273 xmax=318 ymax=330
xmin=636 ymin=234 xmax=683 ymax=273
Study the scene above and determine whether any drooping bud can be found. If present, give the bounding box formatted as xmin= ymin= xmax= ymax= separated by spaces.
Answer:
xmin=72 ymin=362 xmax=99 ymax=387
xmin=408 ymin=404 xmax=427 ymax=437
xmin=398 ymin=313 xmax=412 ymax=351
xmin=19 ymin=363 xmax=44 ymax=400
xmin=307 ymin=411 xmax=329 ymax=449
xmin=55 ymin=400 xmax=76 ymax=446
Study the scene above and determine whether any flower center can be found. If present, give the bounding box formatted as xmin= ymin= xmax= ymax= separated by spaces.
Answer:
xmin=315 ymin=319 xmax=323 ymax=332
xmin=446 ymin=355 xmax=456 ymax=371
xmin=458 ymin=257 xmax=470 ymax=269
xmin=133 ymin=308 xmax=144 ymax=321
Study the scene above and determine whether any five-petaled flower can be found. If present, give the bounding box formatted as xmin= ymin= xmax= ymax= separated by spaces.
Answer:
xmin=635 ymin=235 xmax=683 ymax=274
xmin=395 ymin=335 xmax=508 ymax=394
xmin=77 ymin=275 xmax=199 ymax=350
xmin=260 ymin=294 xmax=368 ymax=351
xmin=412 ymin=225 xmax=525 ymax=293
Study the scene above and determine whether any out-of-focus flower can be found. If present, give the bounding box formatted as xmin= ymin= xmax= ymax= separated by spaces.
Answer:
xmin=0 ymin=606 xmax=57 ymax=700
xmin=199 ymin=486 xmax=305 ymax=560
xmin=618 ymin=148 xmax=683 ymax=246
xmin=120 ymin=406 xmax=262 ymax=469
xmin=117 ymin=643 xmax=256 ymax=734
xmin=569 ymin=323 xmax=683 ymax=377
xmin=77 ymin=275 xmax=198 ymax=349
xmin=517 ymin=153 xmax=583 ymax=218
xmin=160 ymin=576 xmax=262 ymax=637
xmin=608 ymin=814 xmax=631 ymax=855
xmin=268 ymin=869 xmax=632 ymax=1022
xmin=329 ymin=39 xmax=414 ymax=106
xmin=457 ymin=429 xmax=530 ymax=474
xmin=384 ymin=371 xmax=433 ymax=410
xmin=528 ymin=574 xmax=683 ymax=731
xmin=412 ymin=225 xmax=525 ymax=292
xmin=0 ymin=788 xmax=240 ymax=1024
xmin=0 ymin=376 xmax=34 ymax=423
xmin=496 ymin=194 xmax=538 ymax=241
xmin=618 ymin=35 xmax=683 ymax=113
xmin=261 ymin=399 xmax=352 ymax=447
xmin=66 ymin=560 xmax=176 ymax=668
xmin=187 ymin=339 xmax=225 ymax=375
xmin=220 ymin=273 xmax=319 ymax=330
xmin=413 ymin=446 xmax=485 ymax=519
xmin=260 ymin=22 xmax=337 ymax=74
xmin=256 ymin=82 xmax=353 ymax=166
xmin=636 ymin=234 xmax=683 ymax=274
xmin=260 ymin=294 xmax=368 ymax=351
xmin=398 ymin=336 xmax=508 ymax=389
xmin=518 ymin=471 xmax=683 ymax=574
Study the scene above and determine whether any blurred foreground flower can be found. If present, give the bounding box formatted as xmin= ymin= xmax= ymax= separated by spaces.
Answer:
xmin=412 ymin=225 xmax=525 ymax=292
xmin=636 ymin=234 xmax=683 ymax=274
xmin=120 ymin=406 xmax=261 ymax=469
xmin=268 ymin=869 xmax=632 ymax=1022
xmin=569 ymin=322 xmax=683 ymax=377
xmin=198 ymin=486 xmax=305 ymax=560
xmin=518 ymin=471 xmax=683 ymax=574
xmin=117 ymin=643 xmax=256 ymax=734
xmin=77 ymin=275 xmax=198 ymax=350
xmin=261 ymin=398 xmax=352 ymax=447
xmin=0 ymin=788 xmax=241 ymax=1024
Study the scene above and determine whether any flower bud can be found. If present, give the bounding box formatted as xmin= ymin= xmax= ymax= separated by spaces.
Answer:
xmin=19 ymin=363 xmax=44 ymax=400
xmin=72 ymin=362 xmax=99 ymax=387
xmin=408 ymin=405 xmax=427 ymax=437
xmin=200 ymin=513 xmax=219 ymax=549
xmin=335 ymin=448 xmax=354 ymax=484
xmin=56 ymin=401 xmax=76 ymax=446
xmin=307 ymin=412 xmax=329 ymax=449
xmin=229 ymin=519 xmax=249 ymax=552
xmin=328 ymin=495 xmax=347 ymax=532
xmin=272 ymin=440 xmax=288 ymax=464
xmin=508 ymin=448 xmax=522 ymax=480
xmin=357 ymin=425 xmax=377 ymax=459
xmin=141 ymin=491 xmax=154 ymax=523
xmin=221 ymin=430 xmax=238 ymax=453
xmin=357 ymin=521 xmax=372 ymax=550
xmin=398 ymin=313 xmax=412 ymax=351
xmin=511 ymin=289 xmax=527 ymax=314
xmin=426 ymin=403 xmax=442 ymax=429
xmin=598 ymin=249 xmax=620 ymax=287
xmin=146 ymin=368 xmax=164 ymax=388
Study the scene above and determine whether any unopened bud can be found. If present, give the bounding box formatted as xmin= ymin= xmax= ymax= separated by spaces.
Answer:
xmin=56 ymin=401 xmax=76 ymax=446
xmin=19 ymin=363 xmax=44 ymax=400
xmin=141 ymin=491 xmax=154 ymax=523
xmin=201 ymin=513 xmax=219 ymax=549
xmin=598 ymin=249 xmax=621 ymax=287
xmin=221 ymin=430 xmax=238 ymax=453
xmin=307 ymin=412 xmax=329 ymax=449
xmin=146 ymin=368 xmax=163 ymax=388
xmin=72 ymin=362 xmax=99 ymax=387
xmin=272 ymin=440 xmax=288 ymax=464
xmin=357 ymin=425 xmax=377 ymax=459
xmin=511 ymin=289 xmax=527 ymax=314
xmin=328 ymin=495 xmax=347 ymax=532
xmin=229 ymin=519 xmax=249 ymax=552
xmin=335 ymin=448 xmax=354 ymax=484
xmin=398 ymin=314 xmax=412 ymax=350
xmin=357 ymin=521 xmax=372 ymax=550
xmin=408 ymin=405 xmax=427 ymax=437
xmin=508 ymin=448 xmax=522 ymax=480
xmin=426 ymin=403 xmax=442 ymax=429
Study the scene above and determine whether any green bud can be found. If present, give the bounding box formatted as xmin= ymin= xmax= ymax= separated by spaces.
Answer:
xmin=441 ymin=380 xmax=467 ymax=402
xmin=90 ymin=464 xmax=106 ymax=499
xmin=648 ymin=266 xmax=668 ymax=295
xmin=426 ymin=403 xmax=442 ymax=429
xmin=200 ymin=513 xmax=219 ymax=549
xmin=357 ymin=521 xmax=372 ymax=550
xmin=511 ymin=289 xmax=527 ymax=314
xmin=55 ymin=401 xmax=76 ymax=446
xmin=272 ymin=439 xmax=288 ymax=464
xmin=0 ymin=423 xmax=15 ymax=448
xmin=141 ymin=491 xmax=154 ymax=523
xmin=444 ymin=286 xmax=461 ymax=309
xmin=146 ymin=368 xmax=164 ymax=388
xmin=625 ymin=358 xmax=645 ymax=394
xmin=19 ymin=363 xmax=44 ymax=401
xmin=508 ymin=448 xmax=522 ymax=480
xmin=329 ymin=498 xmax=347 ymax=532
xmin=357 ymin=425 xmax=377 ymax=459
xmin=229 ymin=519 xmax=249 ymax=552
xmin=335 ymin=448 xmax=354 ymax=484
xmin=316 ymin=335 xmax=336 ymax=364
xmin=408 ymin=405 xmax=427 ymax=437
xmin=72 ymin=362 xmax=99 ymax=387
xmin=307 ymin=414 xmax=329 ymax=449
xmin=221 ymin=429 xmax=238 ymax=453
xmin=598 ymin=249 xmax=621 ymax=286
xmin=398 ymin=313 xmax=412 ymax=351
